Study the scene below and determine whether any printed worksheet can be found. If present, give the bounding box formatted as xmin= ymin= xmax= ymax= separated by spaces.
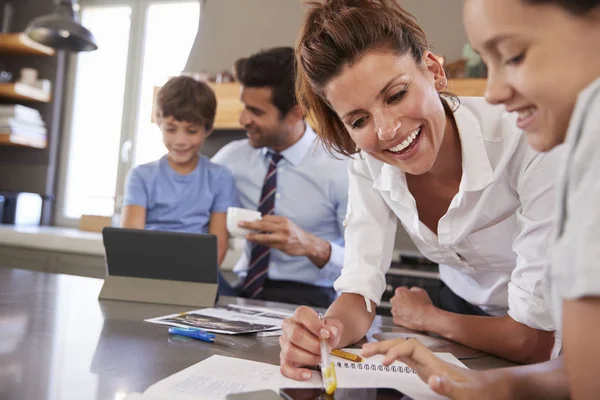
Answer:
xmin=124 ymin=351 xmax=466 ymax=400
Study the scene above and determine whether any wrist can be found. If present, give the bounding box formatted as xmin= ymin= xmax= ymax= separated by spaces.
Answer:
xmin=305 ymin=234 xmax=331 ymax=268
xmin=483 ymin=368 xmax=516 ymax=399
xmin=423 ymin=305 xmax=447 ymax=334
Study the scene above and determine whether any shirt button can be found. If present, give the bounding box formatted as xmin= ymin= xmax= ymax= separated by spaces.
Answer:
xmin=276 ymin=193 xmax=281 ymax=199
xmin=343 ymin=219 xmax=348 ymax=228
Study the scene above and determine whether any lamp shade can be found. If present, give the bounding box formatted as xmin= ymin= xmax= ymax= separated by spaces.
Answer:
xmin=25 ymin=1 xmax=97 ymax=52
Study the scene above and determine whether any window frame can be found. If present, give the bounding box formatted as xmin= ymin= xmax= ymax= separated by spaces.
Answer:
xmin=55 ymin=0 xmax=202 ymax=227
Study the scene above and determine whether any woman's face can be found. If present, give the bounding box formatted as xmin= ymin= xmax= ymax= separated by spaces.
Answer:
xmin=464 ymin=0 xmax=600 ymax=152
xmin=324 ymin=50 xmax=448 ymax=175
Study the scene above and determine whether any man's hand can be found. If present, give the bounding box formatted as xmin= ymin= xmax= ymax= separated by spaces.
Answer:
xmin=390 ymin=287 xmax=437 ymax=331
xmin=239 ymin=215 xmax=332 ymax=268
xmin=361 ymin=339 xmax=514 ymax=400
xmin=239 ymin=215 xmax=310 ymax=256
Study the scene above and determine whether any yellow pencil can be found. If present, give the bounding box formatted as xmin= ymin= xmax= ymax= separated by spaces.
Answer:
xmin=330 ymin=348 xmax=364 ymax=363
xmin=318 ymin=314 xmax=337 ymax=395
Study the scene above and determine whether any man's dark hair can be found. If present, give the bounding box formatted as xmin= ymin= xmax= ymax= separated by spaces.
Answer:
xmin=234 ymin=47 xmax=297 ymax=117
xmin=523 ymin=0 xmax=599 ymax=15
xmin=156 ymin=76 xmax=217 ymax=131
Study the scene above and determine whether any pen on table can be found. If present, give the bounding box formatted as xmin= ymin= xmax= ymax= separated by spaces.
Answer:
xmin=318 ymin=313 xmax=337 ymax=395
xmin=330 ymin=348 xmax=364 ymax=363
xmin=168 ymin=327 xmax=215 ymax=343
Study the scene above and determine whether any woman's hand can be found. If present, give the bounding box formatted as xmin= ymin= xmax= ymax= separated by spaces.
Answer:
xmin=361 ymin=338 xmax=513 ymax=400
xmin=279 ymin=306 xmax=344 ymax=381
xmin=390 ymin=287 xmax=437 ymax=331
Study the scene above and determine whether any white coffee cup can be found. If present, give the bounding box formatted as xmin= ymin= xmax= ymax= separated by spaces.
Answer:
xmin=226 ymin=207 xmax=262 ymax=237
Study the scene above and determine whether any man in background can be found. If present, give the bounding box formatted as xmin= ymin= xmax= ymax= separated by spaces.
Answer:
xmin=212 ymin=47 xmax=348 ymax=308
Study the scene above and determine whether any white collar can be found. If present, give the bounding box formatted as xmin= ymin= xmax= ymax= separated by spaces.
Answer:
xmin=261 ymin=122 xmax=317 ymax=167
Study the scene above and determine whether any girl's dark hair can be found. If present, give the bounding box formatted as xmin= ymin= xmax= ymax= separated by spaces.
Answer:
xmin=295 ymin=0 xmax=434 ymax=157
xmin=523 ymin=0 xmax=600 ymax=15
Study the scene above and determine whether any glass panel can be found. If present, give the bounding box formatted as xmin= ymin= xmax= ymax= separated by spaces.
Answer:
xmin=132 ymin=1 xmax=201 ymax=166
xmin=62 ymin=5 xmax=132 ymax=218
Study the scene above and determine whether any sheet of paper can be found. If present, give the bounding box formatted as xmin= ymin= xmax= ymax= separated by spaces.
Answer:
xmin=142 ymin=351 xmax=467 ymax=400
xmin=145 ymin=305 xmax=285 ymax=334
xmin=144 ymin=355 xmax=319 ymax=400
xmin=225 ymin=304 xmax=294 ymax=319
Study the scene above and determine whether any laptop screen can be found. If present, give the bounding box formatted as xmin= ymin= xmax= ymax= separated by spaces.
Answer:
xmin=102 ymin=227 xmax=218 ymax=284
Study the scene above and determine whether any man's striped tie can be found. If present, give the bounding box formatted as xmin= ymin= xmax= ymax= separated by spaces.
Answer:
xmin=240 ymin=151 xmax=283 ymax=298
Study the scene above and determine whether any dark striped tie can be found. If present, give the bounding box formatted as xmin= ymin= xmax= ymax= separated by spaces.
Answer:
xmin=240 ymin=151 xmax=283 ymax=298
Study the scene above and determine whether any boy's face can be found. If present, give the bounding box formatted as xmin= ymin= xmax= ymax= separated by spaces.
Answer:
xmin=159 ymin=116 xmax=209 ymax=166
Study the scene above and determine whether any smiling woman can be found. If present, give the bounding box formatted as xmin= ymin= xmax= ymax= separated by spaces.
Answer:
xmin=277 ymin=0 xmax=565 ymax=381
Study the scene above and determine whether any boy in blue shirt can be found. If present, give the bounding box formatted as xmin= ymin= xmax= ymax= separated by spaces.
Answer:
xmin=121 ymin=76 xmax=237 ymax=267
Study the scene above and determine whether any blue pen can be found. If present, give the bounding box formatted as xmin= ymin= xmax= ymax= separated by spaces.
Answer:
xmin=168 ymin=327 xmax=216 ymax=343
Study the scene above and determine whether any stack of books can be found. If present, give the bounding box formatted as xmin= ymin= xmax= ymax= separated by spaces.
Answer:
xmin=0 ymin=105 xmax=47 ymax=142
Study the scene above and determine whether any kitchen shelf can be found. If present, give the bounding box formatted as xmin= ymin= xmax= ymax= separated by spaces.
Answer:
xmin=0 ymin=133 xmax=47 ymax=149
xmin=150 ymin=79 xmax=488 ymax=129
xmin=0 ymin=33 xmax=55 ymax=56
xmin=0 ymin=83 xmax=51 ymax=102
xmin=448 ymin=78 xmax=487 ymax=97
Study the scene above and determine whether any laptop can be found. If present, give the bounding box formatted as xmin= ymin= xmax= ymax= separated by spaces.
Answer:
xmin=99 ymin=227 xmax=218 ymax=307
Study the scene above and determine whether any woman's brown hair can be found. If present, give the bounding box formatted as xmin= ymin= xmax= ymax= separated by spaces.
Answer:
xmin=296 ymin=0 xmax=432 ymax=157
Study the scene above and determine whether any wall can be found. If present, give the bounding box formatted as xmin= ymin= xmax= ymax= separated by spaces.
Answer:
xmin=185 ymin=0 xmax=467 ymax=74
xmin=185 ymin=0 xmax=306 ymax=74
xmin=401 ymin=0 xmax=467 ymax=60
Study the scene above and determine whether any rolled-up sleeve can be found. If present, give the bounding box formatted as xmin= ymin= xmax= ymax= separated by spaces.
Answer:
xmin=333 ymin=158 xmax=397 ymax=305
xmin=507 ymin=146 xmax=564 ymax=331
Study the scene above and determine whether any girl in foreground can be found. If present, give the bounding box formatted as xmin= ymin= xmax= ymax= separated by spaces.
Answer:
xmin=362 ymin=0 xmax=600 ymax=398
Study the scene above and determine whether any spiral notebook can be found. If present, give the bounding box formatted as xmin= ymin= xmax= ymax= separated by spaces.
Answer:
xmin=332 ymin=350 xmax=421 ymax=375
xmin=123 ymin=350 xmax=466 ymax=400
xmin=330 ymin=348 xmax=465 ymax=376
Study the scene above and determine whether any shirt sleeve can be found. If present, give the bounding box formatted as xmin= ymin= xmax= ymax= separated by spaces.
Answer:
xmin=319 ymin=162 xmax=349 ymax=278
xmin=211 ymin=166 xmax=239 ymax=213
xmin=122 ymin=167 xmax=148 ymax=208
xmin=507 ymin=144 xmax=563 ymax=331
xmin=333 ymin=158 xmax=397 ymax=305
xmin=556 ymin=84 xmax=600 ymax=300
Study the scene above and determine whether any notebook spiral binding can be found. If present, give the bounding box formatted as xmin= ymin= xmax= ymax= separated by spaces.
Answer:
xmin=334 ymin=361 xmax=417 ymax=374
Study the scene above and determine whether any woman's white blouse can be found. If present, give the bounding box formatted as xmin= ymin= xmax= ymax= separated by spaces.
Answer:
xmin=336 ymin=97 xmax=563 ymax=331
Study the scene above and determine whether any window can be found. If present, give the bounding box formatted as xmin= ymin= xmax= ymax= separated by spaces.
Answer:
xmin=61 ymin=5 xmax=132 ymax=219
xmin=133 ymin=2 xmax=201 ymax=166
xmin=57 ymin=0 xmax=200 ymax=225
